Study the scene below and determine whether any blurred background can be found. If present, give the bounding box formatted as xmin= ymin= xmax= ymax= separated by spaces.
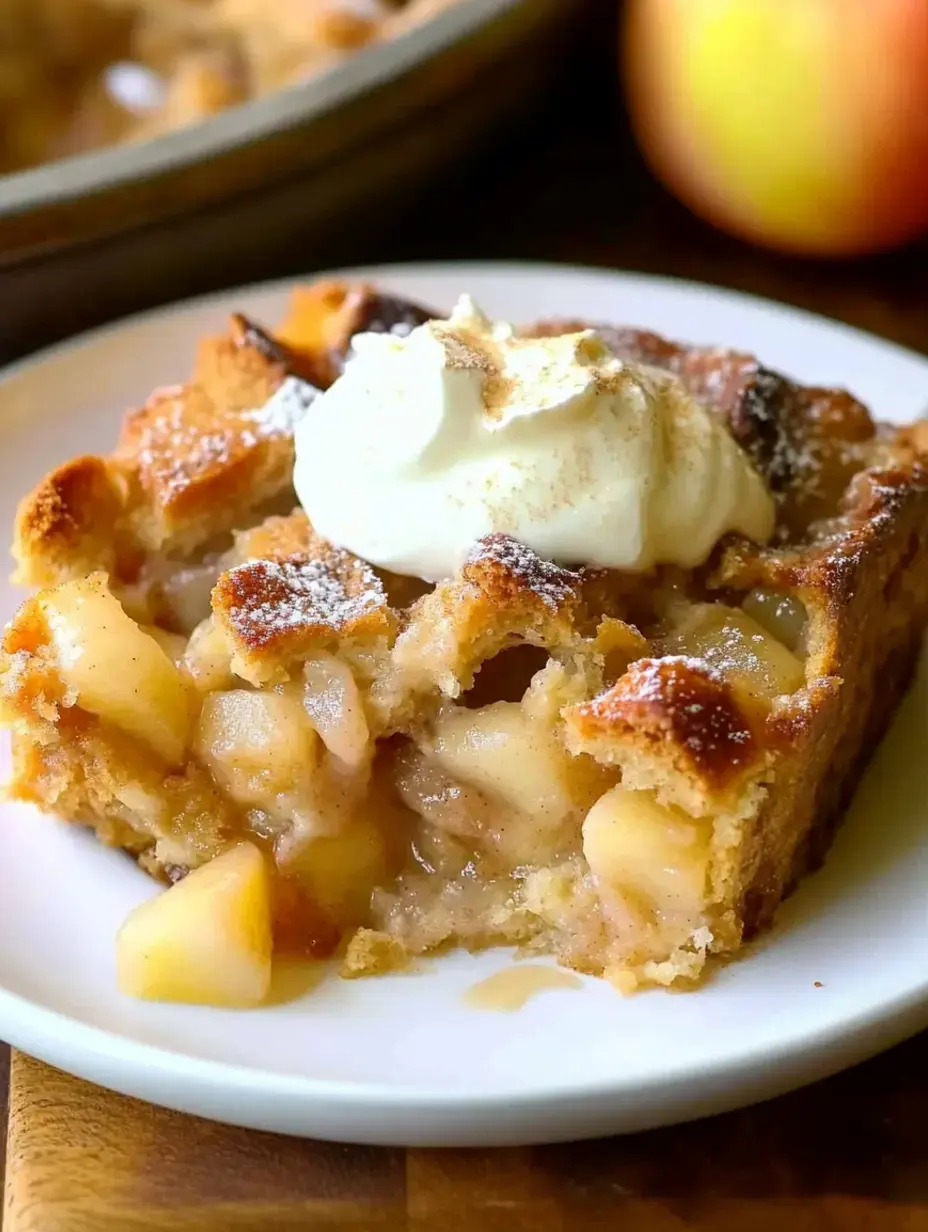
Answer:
xmin=2 ymin=0 xmax=928 ymax=359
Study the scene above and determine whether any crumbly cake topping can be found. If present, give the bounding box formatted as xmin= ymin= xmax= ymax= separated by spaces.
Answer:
xmin=624 ymin=655 xmax=755 ymax=760
xmin=12 ymin=455 xmax=128 ymax=587
xmin=464 ymin=534 xmax=581 ymax=612
xmin=232 ymin=509 xmax=315 ymax=563
xmin=216 ymin=553 xmax=386 ymax=649
xmin=565 ymin=655 xmax=760 ymax=794
xmin=131 ymin=398 xmax=265 ymax=504
xmin=15 ymin=296 xmax=406 ymax=590
xmin=211 ymin=537 xmax=394 ymax=685
xmin=124 ymin=334 xmax=303 ymax=510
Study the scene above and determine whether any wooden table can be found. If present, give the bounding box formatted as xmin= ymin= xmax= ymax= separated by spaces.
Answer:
xmin=5 ymin=25 xmax=928 ymax=1231
xmin=0 ymin=1049 xmax=7 ymax=1210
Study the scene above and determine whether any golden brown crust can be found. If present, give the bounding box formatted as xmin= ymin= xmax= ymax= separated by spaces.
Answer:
xmin=736 ymin=464 xmax=928 ymax=933
xmin=713 ymin=463 xmax=928 ymax=615
xmin=393 ymin=535 xmax=584 ymax=698
xmin=275 ymin=281 xmax=371 ymax=387
xmin=13 ymin=456 xmax=131 ymax=589
xmin=564 ymin=655 xmax=762 ymax=805
xmin=276 ymin=281 xmax=435 ymax=386
xmin=117 ymin=383 xmax=290 ymax=554
xmin=13 ymin=283 xmax=437 ymax=594
xmin=230 ymin=508 xmax=314 ymax=562
xmin=212 ymin=538 xmax=394 ymax=686
xmin=461 ymin=533 xmax=582 ymax=617
xmin=12 ymin=317 xmax=304 ymax=588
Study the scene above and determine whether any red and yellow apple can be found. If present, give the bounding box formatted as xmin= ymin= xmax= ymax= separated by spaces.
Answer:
xmin=623 ymin=0 xmax=928 ymax=256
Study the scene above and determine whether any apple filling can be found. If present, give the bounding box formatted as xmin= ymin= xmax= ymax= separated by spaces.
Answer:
xmin=10 ymin=567 xmax=811 ymax=1003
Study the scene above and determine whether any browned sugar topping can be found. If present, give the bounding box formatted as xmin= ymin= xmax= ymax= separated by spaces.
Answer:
xmin=352 ymin=293 xmax=435 ymax=340
xmin=464 ymin=534 xmax=581 ymax=611
xmin=569 ymin=654 xmax=760 ymax=787
xmin=216 ymin=552 xmax=386 ymax=650
xmin=229 ymin=313 xmax=290 ymax=367
xmin=620 ymin=655 xmax=756 ymax=765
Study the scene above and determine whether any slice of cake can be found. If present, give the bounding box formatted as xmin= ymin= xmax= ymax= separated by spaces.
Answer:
xmin=3 ymin=280 xmax=927 ymax=999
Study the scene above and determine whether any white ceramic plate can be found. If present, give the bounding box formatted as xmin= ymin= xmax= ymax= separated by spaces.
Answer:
xmin=2 ymin=263 xmax=928 ymax=1148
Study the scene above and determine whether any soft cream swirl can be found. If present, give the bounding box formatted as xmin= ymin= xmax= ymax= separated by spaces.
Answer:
xmin=293 ymin=296 xmax=774 ymax=580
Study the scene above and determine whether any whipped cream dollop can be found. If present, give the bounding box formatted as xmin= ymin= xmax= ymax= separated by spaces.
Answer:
xmin=292 ymin=296 xmax=775 ymax=581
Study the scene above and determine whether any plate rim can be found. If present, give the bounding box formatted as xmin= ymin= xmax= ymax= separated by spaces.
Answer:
xmin=6 ymin=257 xmax=928 ymax=386
xmin=2 ymin=952 xmax=928 ymax=1110
xmin=3 ymin=259 xmax=928 ymax=1139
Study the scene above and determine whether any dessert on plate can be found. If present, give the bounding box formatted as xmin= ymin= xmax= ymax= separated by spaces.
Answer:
xmin=3 ymin=279 xmax=928 ymax=1006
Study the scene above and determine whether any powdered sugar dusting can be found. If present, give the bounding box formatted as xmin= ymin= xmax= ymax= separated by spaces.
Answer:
xmin=245 ymin=377 xmax=319 ymax=437
xmin=465 ymin=534 xmax=580 ymax=610
xmin=134 ymin=375 xmax=315 ymax=502
xmin=632 ymin=654 xmax=724 ymax=697
xmin=135 ymin=407 xmax=260 ymax=501
xmin=590 ymin=654 xmax=757 ymax=770
xmin=220 ymin=553 xmax=386 ymax=650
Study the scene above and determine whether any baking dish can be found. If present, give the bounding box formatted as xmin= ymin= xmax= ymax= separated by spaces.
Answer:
xmin=0 ymin=0 xmax=590 ymax=357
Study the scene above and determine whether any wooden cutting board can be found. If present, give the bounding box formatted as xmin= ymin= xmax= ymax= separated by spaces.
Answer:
xmin=7 ymin=1036 xmax=928 ymax=1231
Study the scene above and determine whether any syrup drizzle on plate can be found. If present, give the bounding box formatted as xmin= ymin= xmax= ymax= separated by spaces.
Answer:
xmin=464 ymin=964 xmax=583 ymax=1011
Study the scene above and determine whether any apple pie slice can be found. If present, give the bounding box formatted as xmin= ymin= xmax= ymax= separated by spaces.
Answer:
xmin=3 ymin=280 xmax=928 ymax=996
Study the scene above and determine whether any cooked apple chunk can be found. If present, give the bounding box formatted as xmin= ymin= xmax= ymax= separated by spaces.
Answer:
xmin=116 ymin=843 xmax=272 ymax=1008
xmin=303 ymin=652 xmax=370 ymax=770
xmin=431 ymin=701 xmax=579 ymax=824
xmin=583 ymin=785 xmax=710 ymax=919
xmin=194 ymin=687 xmax=318 ymax=816
xmin=278 ymin=818 xmax=389 ymax=929
xmin=40 ymin=574 xmax=192 ymax=764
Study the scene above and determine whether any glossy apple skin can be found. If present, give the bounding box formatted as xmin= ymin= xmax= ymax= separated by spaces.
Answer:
xmin=624 ymin=0 xmax=928 ymax=256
